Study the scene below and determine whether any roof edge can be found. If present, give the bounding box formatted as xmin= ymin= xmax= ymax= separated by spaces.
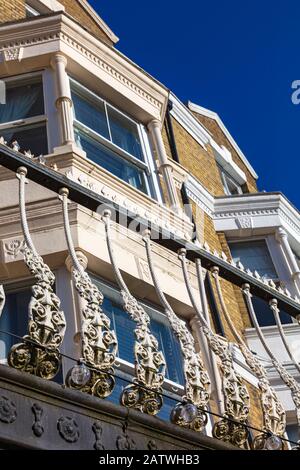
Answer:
xmin=76 ymin=0 xmax=119 ymax=44
xmin=188 ymin=101 xmax=258 ymax=180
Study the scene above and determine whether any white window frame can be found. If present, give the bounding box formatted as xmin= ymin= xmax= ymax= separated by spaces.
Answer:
xmin=25 ymin=3 xmax=40 ymax=17
xmin=228 ymin=236 xmax=297 ymax=325
xmin=218 ymin=164 xmax=243 ymax=196
xmin=0 ymin=71 xmax=49 ymax=155
xmin=70 ymin=78 xmax=162 ymax=202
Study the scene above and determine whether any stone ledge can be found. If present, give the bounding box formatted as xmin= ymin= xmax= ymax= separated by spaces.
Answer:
xmin=0 ymin=365 xmax=236 ymax=450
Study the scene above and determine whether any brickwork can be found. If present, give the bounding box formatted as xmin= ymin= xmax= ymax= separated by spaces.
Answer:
xmin=163 ymin=117 xmax=225 ymax=196
xmin=163 ymin=113 xmax=263 ymax=429
xmin=59 ymin=0 xmax=114 ymax=46
xmin=191 ymin=112 xmax=258 ymax=193
xmin=0 ymin=0 xmax=25 ymax=23
xmin=0 ymin=0 xmax=113 ymax=46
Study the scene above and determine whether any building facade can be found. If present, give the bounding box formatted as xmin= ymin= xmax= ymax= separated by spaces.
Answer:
xmin=0 ymin=0 xmax=299 ymax=450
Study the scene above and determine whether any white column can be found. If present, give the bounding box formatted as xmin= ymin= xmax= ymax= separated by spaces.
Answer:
xmin=147 ymin=119 xmax=180 ymax=211
xmin=276 ymin=227 xmax=300 ymax=294
xmin=51 ymin=53 xmax=75 ymax=146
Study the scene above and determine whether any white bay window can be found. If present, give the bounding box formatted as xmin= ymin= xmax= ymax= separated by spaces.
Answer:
xmin=71 ymin=79 xmax=159 ymax=197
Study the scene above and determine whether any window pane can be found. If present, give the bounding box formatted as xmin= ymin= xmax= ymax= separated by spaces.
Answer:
xmin=107 ymin=106 xmax=143 ymax=160
xmin=251 ymin=296 xmax=292 ymax=327
xmin=151 ymin=319 xmax=185 ymax=385
xmin=0 ymin=289 xmax=31 ymax=361
xmin=72 ymin=89 xmax=110 ymax=140
xmin=75 ymin=130 xmax=148 ymax=193
xmin=229 ymin=240 xmax=278 ymax=279
xmin=103 ymin=298 xmax=136 ymax=363
xmin=2 ymin=124 xmax=48 ymax=156
xmin=225 ymin=174 xmax=241 ymax=195
xmin=286 ymin=424 xmax=299 ymax=444
xmin=101 ymin=292 xmax=184 ymax=385
xmin=0 ymin=79 xmax=44 ymax=124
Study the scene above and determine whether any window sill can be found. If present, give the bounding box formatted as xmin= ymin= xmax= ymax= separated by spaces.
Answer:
xmin=45 ymin=146 xmax=194 ymax=241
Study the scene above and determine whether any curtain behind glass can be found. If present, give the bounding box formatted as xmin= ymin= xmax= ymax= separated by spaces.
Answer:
xmin=229 ymin=240 xmax=278 ymax=279
xmin=107 ymin=106 xmax=143 ymax=160
xmin=0 ymin=82 xmax=43 ymax=123
xmin=75 ymin=130 xmax=147 ymax=194
xmin=0 ymin=289 xmax=31 ymax=361
xmin=102 ymin=297 xmax=184 ymax=384
xmin=72 ymin=90 xmax=110 ymax=140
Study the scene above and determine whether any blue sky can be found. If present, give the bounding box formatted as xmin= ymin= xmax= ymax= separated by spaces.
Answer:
xmin=90 ymin=0 xmax=300 ymax=207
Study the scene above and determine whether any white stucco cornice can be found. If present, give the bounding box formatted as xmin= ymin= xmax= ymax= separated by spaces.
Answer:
xmin=214 ymin=193 xmax=300 ymax=251
xmin=185 ymin=175 xmax=215 ymax=217
xmin=169 ymin=94 xmax=247 ymax=184
xmin=169 ymin=93 xmax=210 ymax=149
xmin=0 ymin=13 xmax=168 ymax=123
xmin=184 ymin=173 xmax=300 ymax=252
xmin=188 ymin=101 xmax=258 ymax=180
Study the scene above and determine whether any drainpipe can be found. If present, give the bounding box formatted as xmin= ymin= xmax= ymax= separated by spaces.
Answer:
xmin=164 ymin=100 xmax=224 ymax=414
xmin=165 ymin=101 xmax=195 ymax=231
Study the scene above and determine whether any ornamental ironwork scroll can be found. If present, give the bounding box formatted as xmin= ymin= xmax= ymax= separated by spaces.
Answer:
xmin=143 ymin=231 xmax=210 ymax=432
xmin=102 ymin=211 xmax=165 ymax=415
xmin=211 ymin=267 xmax=286 ymax=449
xmin=0 ymin=285 xmax=5 ymax=318
xmin=8 ymin=167 xmax=66 ymax=380
xmin=178 ymin=249 xmax=250 ymax=448
xmin=59 ymin=188 xmax=117 ymax=398
xmin=243 ymin=284 xmax=300 ymax=449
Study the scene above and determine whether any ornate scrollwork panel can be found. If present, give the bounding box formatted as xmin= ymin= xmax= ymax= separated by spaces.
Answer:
xmin=177 ymin=249 xmax=250 ymax=447
xmin=143 ymin=232 xmax=210 ymax=431
xmin=210 ymin=267 xmax=286 ymax=443
xmin=242 ymin=284 xmax=295 ymax=447
xmin=103 ymin=213 xmax=165 ymax=415
xmin=8 ymin=168 xmax=66 ymax=380
xmin=59 ymin=189 xmax=117 ymax=399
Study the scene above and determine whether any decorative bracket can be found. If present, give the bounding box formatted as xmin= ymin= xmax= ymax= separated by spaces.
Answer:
xmin=59 ymin=188 xmax=117 ymax=399
xmin=8 ymin=167 xmax=66 ymax=380
xmin=243 ymin=284 xmax=299 ymax=447
xmin=178 ymin=249 xmax=250 ymax=447
xmin=102 ymin=211 xmax=166 ymax=415
xmin=143 ymin=232 xmax=210 ymax=432
xmin=211 ymin=268 xmax=286 ymax=448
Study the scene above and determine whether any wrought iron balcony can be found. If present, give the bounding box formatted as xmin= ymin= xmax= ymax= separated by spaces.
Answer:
xmin=0 ymin=141 xmax=300 ymax=451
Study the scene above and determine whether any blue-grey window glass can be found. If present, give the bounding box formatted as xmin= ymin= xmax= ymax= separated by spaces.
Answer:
xmin=107 ymin=105 xmax=143 ymax=160
xmin=251 ymin=296 xmax=292 ymax=327
xmin=72 ymin=89 xmax=110 ymax=140
xmin=0 ymin=289 xmax=31 ymax=361
xmin=75 ymin=130 xmax=147 ymax=194
xmin=286 ymin=424 xmax=299 ymax=444
xmin=0 ymin=79 xmax=44 ymax=124
xmin=2 ymin=124 xmax=48 ymax=156
xmin=101 ymin=297 xmax=184 ymax=385
xmin=229 ymin=240 xmax=278 ymax=279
